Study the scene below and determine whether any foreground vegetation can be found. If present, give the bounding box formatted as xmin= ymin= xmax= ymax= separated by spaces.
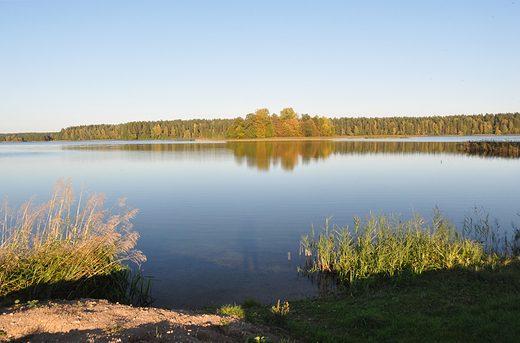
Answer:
xmin=216 ymin=210 xmax=520 ymax=342
xmin=1 ymin=111 xmax=519 ymax=141
xmin=0 ymin=179 xmax=154 ymax=307
xmin=299 ymin=210 xmax=520 ymax=287
xmin=224 ymin=260 xmax=520 ymax=342
xmin=3 ymin=178 xmax=520 ymax=341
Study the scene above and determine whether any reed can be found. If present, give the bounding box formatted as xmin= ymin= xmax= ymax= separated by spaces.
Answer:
xmin=0 ymin=179 xmax=154 ymax=306
xmin=458 ymin=140 xmax=520 ymax=158
xmin=299 ymin=209 xmax=520 ymax=288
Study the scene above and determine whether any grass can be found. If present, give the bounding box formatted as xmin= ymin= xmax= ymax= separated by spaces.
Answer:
xmin=227 ymin=261 xmax=520 ymax=342
xmin=222 ymin=209 xmax=520 ymax=342
xmin=277 ymin=260 xmax=520 ymax=342
xmin=0 ymin=179 xmax=154 ymax=307
xmin=298 ymin=209 xmax=520 ymax=292
xmin=218 ymin=303 xmax=246 ymax=319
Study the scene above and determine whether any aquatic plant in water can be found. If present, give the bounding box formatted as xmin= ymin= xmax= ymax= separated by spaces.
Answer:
xmin=299 ymin=209 xmax=520 ymax=289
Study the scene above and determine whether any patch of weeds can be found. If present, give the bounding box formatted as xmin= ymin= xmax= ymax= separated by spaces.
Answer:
xmin=26 ymin=300 xmax=40 ymax=309
xmin=236 ymin=298 xmax=294 ymax=327
xmin=8 ymin=299 xmax=21 ymax=311
xmin=218 ymin=303 xmax=246 ymax=319
xmin=6 ymin=299 xmax=45 ymax=312
xmin=245 ymin=336 xmax=273 ymax=343
xmin=104 ymin=325 xmax=125 ymax=335
xmin=239 ymin=298 xmax=265 ymax=322
xmin=268 ymin=300 xmax=290 ymax=326
xmin=271 ymin=300 xmax=290 ymax=316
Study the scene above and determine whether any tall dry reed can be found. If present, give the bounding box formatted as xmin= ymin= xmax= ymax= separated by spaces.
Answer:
xmin=0 ymin=179 xmax=153 ymax=306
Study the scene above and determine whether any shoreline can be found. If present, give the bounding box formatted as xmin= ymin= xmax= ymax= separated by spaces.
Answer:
xmin=2 ymin=133 xmax=516 ymax=144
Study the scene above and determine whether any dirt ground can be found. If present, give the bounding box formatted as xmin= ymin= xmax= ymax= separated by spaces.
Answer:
xmin=0 ymin=299 xmax=290 ymax=342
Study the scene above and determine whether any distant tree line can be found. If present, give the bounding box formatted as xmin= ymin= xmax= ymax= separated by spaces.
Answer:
xmin=332 ymin=112 xmax=520 ymax=136
xmin=1 ymin=110 xmax=519 ymax=142
xmin=0 ymin=132 xmax=54 ymax=142
xmin=54 ymin=118 xmax=233 ymax=141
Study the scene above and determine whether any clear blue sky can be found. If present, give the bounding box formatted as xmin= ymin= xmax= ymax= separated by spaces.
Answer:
xmin=1 ymin=0 xmax=519 ymax=133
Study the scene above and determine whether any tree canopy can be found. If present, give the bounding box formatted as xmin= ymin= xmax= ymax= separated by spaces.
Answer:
xmin=1 ymin=111 xmax=519 ymax=142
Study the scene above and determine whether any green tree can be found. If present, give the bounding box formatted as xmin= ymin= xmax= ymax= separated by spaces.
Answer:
xmin=271 ymin=114 xmax=284 ymax=137
xmin=243 ymin=113 xmax=257 ymax=138
xmin=255 ymin=108 xmax=271 ymax=138
xmin=280 ymin=108 xmax=298 ymax=121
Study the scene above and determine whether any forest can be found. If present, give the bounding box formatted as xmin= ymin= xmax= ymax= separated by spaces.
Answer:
xmin=1 ymin=109 xmax=519 ymax=142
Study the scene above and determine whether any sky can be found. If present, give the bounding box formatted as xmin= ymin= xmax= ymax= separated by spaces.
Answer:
xmin=1 ymin=0 xmax=519 ymax=133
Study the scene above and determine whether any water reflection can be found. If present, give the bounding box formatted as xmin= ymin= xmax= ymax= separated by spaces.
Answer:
xmin=59 ymin=139 xmax=520 ymax=172
xmin=228 ymin=140 xmax=336 ymax=171
xmin=228 ymin=140 xmax=520 ymax=171
xmin=61 ymin=141 xmax=227 ymax=152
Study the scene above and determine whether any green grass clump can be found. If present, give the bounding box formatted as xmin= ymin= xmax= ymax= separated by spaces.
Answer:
xmin=0 ymin=179 xmax=154 ymax=306
xmin=299 ymin=210 xmax=520 ymax=290
xmin=218 ymin=303 xmax=246 ymax=319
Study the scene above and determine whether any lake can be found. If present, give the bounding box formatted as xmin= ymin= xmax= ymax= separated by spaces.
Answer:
xmin=1 ymin=136 xmax=520 ymax=308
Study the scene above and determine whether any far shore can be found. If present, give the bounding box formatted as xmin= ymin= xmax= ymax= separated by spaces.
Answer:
xmin=1 ymin=133 xmax=516 ymax=144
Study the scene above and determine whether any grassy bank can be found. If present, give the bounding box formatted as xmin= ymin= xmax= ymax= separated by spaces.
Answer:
xmin=238 ymin=260 xmax=520 ymax=342
xmin=0 ymin=179 xmax=154 ymax=307
xmin=217 ymin=210 xmax=520 ymax=342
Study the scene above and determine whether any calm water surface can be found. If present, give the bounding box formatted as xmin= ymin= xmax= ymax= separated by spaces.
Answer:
xmin=1 ymin=136 xmax=520 ymax=308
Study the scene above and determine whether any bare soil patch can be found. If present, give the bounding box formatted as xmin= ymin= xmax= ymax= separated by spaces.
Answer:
xmin=0 ymin=299 xmax=288 ymax=342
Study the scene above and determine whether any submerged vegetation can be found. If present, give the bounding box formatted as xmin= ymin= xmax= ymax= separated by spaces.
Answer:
xmin=0 ymin=179 xmax=154 ymax=307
